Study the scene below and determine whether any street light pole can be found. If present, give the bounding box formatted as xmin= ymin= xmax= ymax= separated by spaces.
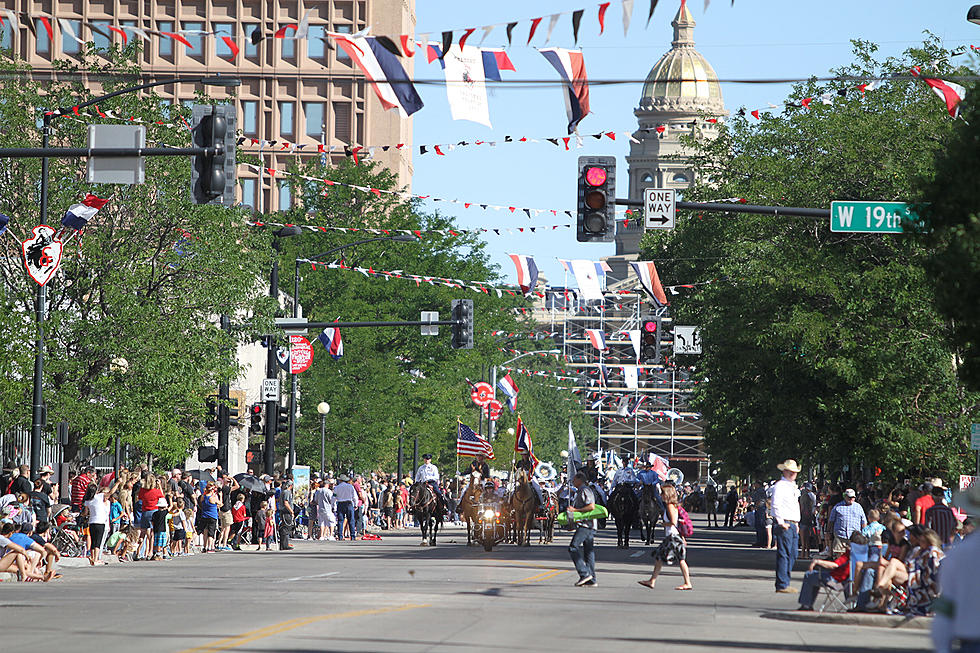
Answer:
xmin=28 ymin=75 xmax=240 ymax=478
xmin=317 ymin=401 xmax=330 ymax=473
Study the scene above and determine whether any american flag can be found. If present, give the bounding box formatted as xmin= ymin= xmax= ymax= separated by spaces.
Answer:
xmin=457 ymin=421 xmax=494 ymax=459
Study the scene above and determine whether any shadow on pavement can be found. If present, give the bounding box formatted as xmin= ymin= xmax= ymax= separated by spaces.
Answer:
xmin=600 ymin=636 xmax=925 ymax=653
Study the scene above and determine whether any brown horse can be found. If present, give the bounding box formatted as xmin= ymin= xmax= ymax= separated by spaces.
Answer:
xmin=458 ymin=472 xmax=484 ymax=546
xmin=509 ymin=469 xmax=540 ymax=546
xmin=538 ymin=491 xmax=558 ymax=544
xmin=410 ymin=481 xmax=443 ymax=546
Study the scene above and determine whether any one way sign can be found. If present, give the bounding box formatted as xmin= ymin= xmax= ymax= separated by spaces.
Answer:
xmin=644 ymin=188 xmax=676 ymax=230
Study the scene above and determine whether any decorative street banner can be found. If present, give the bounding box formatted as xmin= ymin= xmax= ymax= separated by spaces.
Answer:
xmin=488 ymin=398 xmax=503 ymax=421
xmin=442 ymin=44 xmax=492 ymax=127
xmin=471 ymin=381 xmax=495 ymax=407
xmin=22 ymin=225 xmax=63 ymax=286
xmin=289 ymin=335 xmax=314 ymax=374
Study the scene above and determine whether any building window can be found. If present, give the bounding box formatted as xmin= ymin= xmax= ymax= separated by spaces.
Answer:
xmin=333 ymin=102 xmax=351 ymax=143
xmin=335 ymin=24 xmax=351 ymax=61
xmin=244 ymin=24 xmax=259 ymax=58
xmin=242 ymin=101 xmax=258 ymax=136
xmin=36 ymin=19 xmax=51 ymax=54
xmin=215 ymin=24 xmax=235 ymax=59
xmin=672 ymin=172 xmax=690 ymax=184
xmin=281 ymin=34 xmax=295 ymax=59
xmin=278 ymin=183 xmax=291 ymax=211
xmin=307 ymin=25 xmax=326 ymax=59
xmin=159 ymin=21 xmax=174 ymax=57
xmin=182 ymin=21 xmax=205 ymax=58
xmin=0 ymin=21 xmax=11 ymax=50
xmin=240 ymin=178 xmax=256 ymax=208
xmin=304 ymin=102 xmax=324 ymax=138
xmin=61 ymin=19 xmax=82 ymax=55
xmin=279 ymin=102 xmax=294 ymax=137
xmin=92 ymin=21 xmax=112 ymax=50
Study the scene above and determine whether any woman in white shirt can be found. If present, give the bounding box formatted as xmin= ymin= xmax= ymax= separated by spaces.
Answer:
xmin=82 ymin=484 xmax=110 ymax=566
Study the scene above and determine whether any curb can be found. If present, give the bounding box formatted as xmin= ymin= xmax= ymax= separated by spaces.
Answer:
xmin=761 ymin=610 xmax=931 ymax=631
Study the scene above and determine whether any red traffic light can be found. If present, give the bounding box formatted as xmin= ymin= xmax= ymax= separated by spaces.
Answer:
xmin=250 ymin=404 xmax=262 ymax=415
xmin=643 ymin=320 xmax=658 ymax=333
xmin=585 ymin=166 xmax=607 ymax=186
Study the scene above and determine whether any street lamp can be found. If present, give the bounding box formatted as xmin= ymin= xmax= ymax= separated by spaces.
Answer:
xmin=285 ymin=233 xmax=420 ymax=472
xmin=317 ymin=401 xmax=330 ymax=473
xmin=969 ymin=5 xmax=980 ymax=25
xmin=29 ymin=75 xmax=241 ymax=478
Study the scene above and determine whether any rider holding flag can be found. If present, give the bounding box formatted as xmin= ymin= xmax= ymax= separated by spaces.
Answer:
xmin=514 ymin=419 xmax=544 ymax=506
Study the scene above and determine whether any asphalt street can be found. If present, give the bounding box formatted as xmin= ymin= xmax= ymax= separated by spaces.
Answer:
xmin=0 ymin=517 xmax=930 ymax=653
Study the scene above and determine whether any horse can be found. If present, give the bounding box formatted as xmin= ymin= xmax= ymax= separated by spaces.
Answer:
xmin=509 ymin=469 xmax=540 ymax=547
xmin=409 ymin=481 xmax=443 ymax=546
xmin=608 ymin=483 xmax=640 ymax=548
xmin=457 ymin=472 xmax=484 ymax=546
xmin=538 ymin=491 xmax=558 ymax=544
xmin=638 ymin=483 xmax=662 ymax=545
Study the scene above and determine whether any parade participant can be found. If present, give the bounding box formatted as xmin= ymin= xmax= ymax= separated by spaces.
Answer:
xmin=637 ymin=460 xmax=662 ymax=489
xmin=932 ymin=484 xmax=980 ymax=653
xmin=584 ymin=455 xmax=601 ymax=483
xmin=467 ymin=452 xmax=491 ymax=479
xmin=566 ymin=472 xmax=597 ymax=587
xmin=638 ymin=484 xmax=693 ymax=591
xmin=415 ymin=454 xmax=443 ymax=499
xmin=514 ymin=452 xmax=544 ymax=505
xmin=771 ymin=459 xmax=802 ymax=593
xmin=611 ymin=460 xmax=639 ymax=489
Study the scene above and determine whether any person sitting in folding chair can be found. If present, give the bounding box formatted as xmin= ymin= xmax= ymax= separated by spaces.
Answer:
xmin=796 ymin=532 xmax=866 ymax=611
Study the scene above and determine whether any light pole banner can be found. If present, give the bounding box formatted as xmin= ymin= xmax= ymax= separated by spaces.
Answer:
xmin=289 ymin=335 xmax=314 ymax=373
xmin=22 ymin=225 xmax=63 ymax=286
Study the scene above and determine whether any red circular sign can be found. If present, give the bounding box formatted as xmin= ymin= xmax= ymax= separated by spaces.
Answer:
xmin=471 ymin=382 xmax=494 ymax=407
xmin=488 ymin=399 xmax=503 ymax=421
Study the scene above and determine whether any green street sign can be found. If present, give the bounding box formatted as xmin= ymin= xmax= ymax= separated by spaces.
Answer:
xmin=972 ymin=423 xmax=980 ymax=450
xmin=830 ymin=201 xmax=920 ymax=233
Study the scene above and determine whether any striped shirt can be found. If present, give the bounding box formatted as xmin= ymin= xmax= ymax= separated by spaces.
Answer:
xmin=924 ymin=502 xmax=957 ymax=544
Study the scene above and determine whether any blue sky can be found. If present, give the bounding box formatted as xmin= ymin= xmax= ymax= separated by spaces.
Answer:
xmin=407 ymin=1 xmax=978 ymax=287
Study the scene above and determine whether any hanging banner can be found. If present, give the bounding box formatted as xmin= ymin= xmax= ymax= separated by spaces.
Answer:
xmin=488 ymin=398 xmax=503 ymax=421
xmin=289 ymin=335 xmax=314 ymax=373
xmin=442 ymin=44 xmax=492 ymax=127
xmin=471 ymin=381 xmax=495 ymax=407
xmin=22 ymin=225 xmax=63 ymax=286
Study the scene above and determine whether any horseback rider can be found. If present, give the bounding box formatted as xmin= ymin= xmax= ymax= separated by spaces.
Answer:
xmin=584 ymin=455 xmax=601 ymax=483
xmin=514 ymin=452 xmax=545 ymax=507
xmin=467 ymin=452 xmax=491 ymax=479
xmin=637 ymin=460 xmax=665 ymax=507
xmin=612 ymin=459 xmax=641 ymax=500
xmin=414 ymin=454 xmax=443 ymax=501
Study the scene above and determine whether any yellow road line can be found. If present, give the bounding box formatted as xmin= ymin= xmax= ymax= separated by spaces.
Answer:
xmin=177 ymin=603 xmax=429 ymax=653
xmin=509 ymin=568 xmax=569 ymax=584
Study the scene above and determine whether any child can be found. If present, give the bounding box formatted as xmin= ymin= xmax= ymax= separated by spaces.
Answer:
xmin=105 ymin=525 xmax=132 ymax=561
xmin=150 ymin=497 xmax=169 ymax=560
xmin=230 ymin=493 xmax=247 ymax=551
xmin=254 ymin=500 xmax=270 ymax=551
xmin=170 ymin=499 xmax=188 ymax=556
xmin=861 ymin=509 xmax=886 ymax=560
xmin=109 ymin=493 xmax=123 ymax=534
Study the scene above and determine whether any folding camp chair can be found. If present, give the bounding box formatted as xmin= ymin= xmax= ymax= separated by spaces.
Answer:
xmin=818 ymin=577 xmax=851 ymax=613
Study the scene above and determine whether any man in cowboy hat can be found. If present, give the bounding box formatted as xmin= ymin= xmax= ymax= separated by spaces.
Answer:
xmin=932 ymin=483 xmax=980 ymax=653
xmin=771 ymin=459 xmax=802 ymax=593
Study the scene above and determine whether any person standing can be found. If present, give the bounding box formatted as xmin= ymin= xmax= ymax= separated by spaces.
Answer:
xmin=637 ymin=484 xmax=693 ymax=591
xmin=313 ymin=480 xmax=336 ymax=541
xmin=724 ymin=485 xmax=738 ymax=528
xmin=771 ymin=459 xmax=802 ymax=593
xmin=334 ymin=475 xmax=358 ymax=541
xmin=827 ymin=488 xmax=867 ymax=555
xmin=931 ymin=485 xmax=980 ymax=653
xmin=566 ymin=472 xmax=597 ymax=587
xmin=799 ymin=482 xmax=817 ymax=559
xmin=704 ymin=481 xmax=719 ymax=528
xmin=924 ymin=484 xmax=957 ymax=547
xmin=278 ymin=479 xmax=295 ymax=550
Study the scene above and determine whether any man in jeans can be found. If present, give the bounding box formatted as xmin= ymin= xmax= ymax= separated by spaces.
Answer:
xmin=771 ymin=459 xmax=802 ymax=593
xmin=567 ymin=472 xmax=597 ymax=587
xmin=333 ymin=474 xmax=358 ymax=540
xmin=278 ymin=480 xmax=295 ymax=551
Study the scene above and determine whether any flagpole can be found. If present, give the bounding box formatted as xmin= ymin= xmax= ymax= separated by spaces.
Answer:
xmin=670 ymin=368 xmax=676 ymax=459
xmin=633 ymin=297 xmax=640 ymax=461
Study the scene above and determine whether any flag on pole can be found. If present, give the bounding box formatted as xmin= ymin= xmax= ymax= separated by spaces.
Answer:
xmin=659 ymin=410 xmax=683 ymax=420
xmin=648 ymin=453 xmax=669 ymax=478
xmin=630 ymin=261 xmax=669 ymax=307
xmin=585 ymin=328 xmax=607 ymax=350
xmin=317 ymin=327 xmax=344 ymax=360
xmin=329 ymin=33 xmax=424 ymax=117
xmin=497 ymin=373 xmax=519 ymax=411
xmin=538 ymin=48 xmax=591 ymax=134
xmin=62 ymin=194 xmax=110 ymax=229
xmin=514 ymin=417 xmax=540 ymax=470
xmin=457 ymin=421 xmax=495 ymax=458
xmin=567 ymin=421 xmax=582 ymax=478
xmin=569 ymin=259 xmax=604 ymax=300
xmin=508 ymin=253 xmax=539 ymax=296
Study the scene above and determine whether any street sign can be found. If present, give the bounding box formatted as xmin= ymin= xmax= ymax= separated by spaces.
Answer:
xmin=488 ymin=399 xmax=503 ymax=421
xmin=87 ymin=124 xmax=146 ymax=184
xmin=471 ymin=382 xmax=494 ymax=407
xmin=275 ymin=317 xmax=308 ymax=335
xmin=673 ymin=326 xmax=702 ymax=355
xmin=261 ymin=378 xmax=280 ymax=402
xmin=644 ymin=188 xmax=676 ymax=229
xmin=829 ymin=201 xmax=920 ymax=233
xmin=971 ymin=423 xmax=980 ymax=450
xmin=288 ymin=335 xmax=314 ymax=374
xmin=960 ymin=475 xmax=978 ymax=491
xmin=420 ymin=311 xmax=439 ymax=336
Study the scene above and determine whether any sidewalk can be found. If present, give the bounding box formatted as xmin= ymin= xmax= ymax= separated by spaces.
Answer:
xmin=762 ymin=609 xmax=931 ymax=631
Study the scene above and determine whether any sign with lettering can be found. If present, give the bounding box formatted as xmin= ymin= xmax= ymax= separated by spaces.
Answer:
xmin=644 ymin=188 xmax=676 ymax=230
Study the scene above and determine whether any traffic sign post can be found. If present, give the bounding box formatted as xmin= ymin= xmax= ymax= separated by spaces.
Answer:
xmin=261 ymin=378 xmax=280 ymax=403
xmin=673 ymin=326 xmax=702 ymax=355
xmin=830 ymin=201 xmax=922 ymax=234
xmin=644 ymin=188 xmax=676 ymax=229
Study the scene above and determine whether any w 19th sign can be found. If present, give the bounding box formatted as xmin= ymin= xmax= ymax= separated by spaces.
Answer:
xmin=289 ymin=335 xmax=314 ymax=374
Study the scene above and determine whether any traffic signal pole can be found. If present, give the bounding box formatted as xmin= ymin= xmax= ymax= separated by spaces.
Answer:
xmin=614 ymin=197 xmax=831 ymax=219
xmin=217 ymin=315 xmax=231 ymax=472
xmin=264 ymin=244 xmax=280 ymax=477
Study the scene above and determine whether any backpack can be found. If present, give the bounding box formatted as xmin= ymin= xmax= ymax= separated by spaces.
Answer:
xmin=677 ymin=506 xmax=694 ymax=538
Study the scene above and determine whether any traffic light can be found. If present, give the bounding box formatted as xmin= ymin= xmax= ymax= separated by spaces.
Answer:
xmin=197 ymin=445 xmax=218 ymax=463
xmin=190 ymin=104 xmax=237 ymax=206
xmin=228 ymin=399 xmax=242 ymax=428
xmin=249 ymin=403 xmax=264 ymax=435
xmin=205 ymin=395 xmax=219 ymax=431
xmin=640 ymin=315 xmax=662 ymax=364
xmin=450 ymin=298 xmax=474 ymax=349
xmin=276 ymin=406 xmax=290 ymax=433
xmin=577 ymin=155 xmax=616 ymax=242
xmin=245 ymin=448 xmax=262 ymax=466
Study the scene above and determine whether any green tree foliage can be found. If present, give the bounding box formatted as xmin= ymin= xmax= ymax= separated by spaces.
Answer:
xmin=640 ymin=40 xmax=977 ymax=480
xmin=0 ymin=47 xmax=270 ymax=465
xmin=273 ymin=160 xmax=587 ymax=473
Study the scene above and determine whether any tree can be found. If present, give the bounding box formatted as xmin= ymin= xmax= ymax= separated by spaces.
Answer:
xmin=640 ymin=39 xmax=978 ymax=480
xmin=0 ymin=47 xmax=270 ymax=466
xmin=272 ymin=159 xmax=586 ymax=473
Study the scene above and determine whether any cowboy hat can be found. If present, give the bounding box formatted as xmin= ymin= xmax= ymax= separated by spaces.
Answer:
xmin=776 ymin=459 xmax=802 ymax=473
xmin=338 ymin=474 xmax=350 ymax=482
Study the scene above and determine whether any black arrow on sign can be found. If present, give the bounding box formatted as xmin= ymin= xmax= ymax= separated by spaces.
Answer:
xmin=647 ymin=215 xmax=671 ymax=225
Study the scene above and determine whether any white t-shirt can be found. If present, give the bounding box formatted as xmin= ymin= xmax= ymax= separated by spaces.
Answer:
xmin=171 ymin=510 xmax=186 ymax=531
xmin=85 ymin=493 xmax=110 ymax=525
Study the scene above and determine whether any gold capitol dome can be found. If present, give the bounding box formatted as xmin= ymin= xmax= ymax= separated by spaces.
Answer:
xmin=639 ymin=0 xmax=725 ymax=113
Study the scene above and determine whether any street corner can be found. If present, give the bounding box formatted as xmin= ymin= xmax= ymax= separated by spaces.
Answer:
xmin=761 ymin=609 xmax=932 ymax=631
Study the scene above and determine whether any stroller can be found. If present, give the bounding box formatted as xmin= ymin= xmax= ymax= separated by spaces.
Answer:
xmin=49 ymin=504 xmax=82 ymax=557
